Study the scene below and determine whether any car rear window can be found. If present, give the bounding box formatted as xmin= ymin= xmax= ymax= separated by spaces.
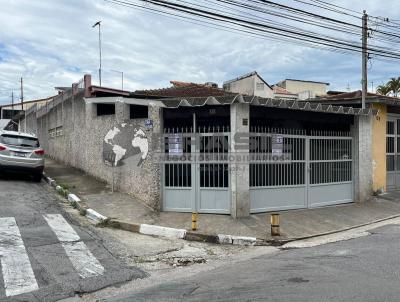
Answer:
xmin=0 ymin=134 xmax=40 ymax=147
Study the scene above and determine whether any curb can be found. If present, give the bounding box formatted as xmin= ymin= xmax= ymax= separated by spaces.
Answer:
xmin=43 ymin=173 xmax=105 ymax=224
xmin=42 ymin=173 xmax=259 ymax=246
xmin=43 ymin=173 xmax=400 ymax=247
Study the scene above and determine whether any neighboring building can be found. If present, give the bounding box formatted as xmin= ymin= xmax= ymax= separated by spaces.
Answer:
xmin=272 ymin=85 xmax=298 ymax=100
xmin=223 ymin=71 xmax=273 ymax=98
xmin=21 ymin=75 xmax=375 ymax=218
xmin=275 ymin=79 xmax=330 ymax=99
xmin=0 ymin=97 xmax=52 ymax=120
xmin=314 ymin=90 xmax=400 ymax=193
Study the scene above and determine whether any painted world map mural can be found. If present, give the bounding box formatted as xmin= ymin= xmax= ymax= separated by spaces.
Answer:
xmin=103 ymin=123 xmax=149 ymax=167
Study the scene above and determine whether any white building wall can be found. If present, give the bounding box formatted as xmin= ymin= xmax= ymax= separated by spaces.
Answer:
xmin=281 ymin=80 xmax=328 ymax=96
xmin=224 ymin=74 xmax=273 ymax=98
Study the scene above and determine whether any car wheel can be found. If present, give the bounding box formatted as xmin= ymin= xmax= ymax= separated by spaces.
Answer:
xmin=32 ymin=173 xmax=42 ymax=182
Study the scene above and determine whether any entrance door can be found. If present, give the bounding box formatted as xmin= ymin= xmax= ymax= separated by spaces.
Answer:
xmin=163 ymin=128 xmax=231 ymax=214
xmin=386 ymin=116 xmax=400 ymax=190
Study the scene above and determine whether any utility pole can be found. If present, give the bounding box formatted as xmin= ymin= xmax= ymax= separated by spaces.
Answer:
xmin=20 ymin=77 xmax=24 ymax=110
xmin=11 ymin=91 xmax=14 ymax=111
xmin=361 ymin=10 xmax=368 ymax=109
xmin=92 ymin=21 xmax=102 ymax=86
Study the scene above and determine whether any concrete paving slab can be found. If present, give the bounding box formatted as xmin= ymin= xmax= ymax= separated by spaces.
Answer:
xmin=45 ymin=158 xmax=400 ymax=241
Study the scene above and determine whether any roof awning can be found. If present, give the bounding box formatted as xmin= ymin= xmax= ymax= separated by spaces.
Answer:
xmin=82 ymin=95 xmax=376 ymax=116
xmin=160 ymin=95 xmax=375 ymax=116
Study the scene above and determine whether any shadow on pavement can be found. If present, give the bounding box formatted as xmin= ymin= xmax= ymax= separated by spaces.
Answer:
xmin=0 ymin=171 xmax=40 ymax=182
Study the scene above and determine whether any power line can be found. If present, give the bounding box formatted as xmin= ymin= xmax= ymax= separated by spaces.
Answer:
xmin=103 ymin=0 xmax=358 ymax=57
xmin=107 ymin=0 xmax=400 ymax=60
xmin=105 ymin=0 xmax=400 ymax=62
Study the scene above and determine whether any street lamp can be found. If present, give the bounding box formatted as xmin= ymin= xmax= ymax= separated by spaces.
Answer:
xmin=92 ymin=21 xmax=102 ymax=86
xmin=110 ymin=69 xmax=124 ymax=91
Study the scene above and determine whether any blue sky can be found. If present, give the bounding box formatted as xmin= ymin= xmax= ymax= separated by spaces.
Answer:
xmin=0 ymin=0 xmax=399 ymax=105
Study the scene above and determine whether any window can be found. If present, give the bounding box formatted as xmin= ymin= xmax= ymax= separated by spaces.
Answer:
xmin=256 ymin=82 xmax=264 ymax=90
xmin=0 ymin=134 xmax=39 ymax=147
xmin=2 ymin=109 xmax=23 ymax=119
xmin=130 ymin=105 xmax=148 ymax=119
xmin=56 ymin=126 xmax=63 ymax=137
xmin=387 ymin=121 xmax=394 ymax=134
xmin=97 ymin=103 xmax=115 ymax=116
xmin=48 ymin=128 xmax=56 ymax=138
xmin=48 ymin=127 xmax=63 ymax=138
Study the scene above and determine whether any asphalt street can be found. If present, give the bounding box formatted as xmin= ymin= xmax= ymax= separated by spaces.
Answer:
xmin=0 ymin=173 xmax=146 ymax=302
xmin=107 ymin=224 xmax=400 ymax=302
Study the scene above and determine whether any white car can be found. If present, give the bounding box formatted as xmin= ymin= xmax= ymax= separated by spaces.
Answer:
xmin=0 ymin=130 xmax=45 ymax=182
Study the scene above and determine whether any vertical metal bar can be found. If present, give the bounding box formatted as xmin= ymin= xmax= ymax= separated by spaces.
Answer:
xmin=172 ymin=162 xmax=175 ymax=187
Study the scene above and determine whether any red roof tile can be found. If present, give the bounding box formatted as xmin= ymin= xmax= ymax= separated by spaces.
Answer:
xmin=134 ymin=81 xmax=232 ymax=98
xmin=273 ymin=85 xmax=295 ymax=95
xmin=316 ymin=90 xmax=400 ymax=103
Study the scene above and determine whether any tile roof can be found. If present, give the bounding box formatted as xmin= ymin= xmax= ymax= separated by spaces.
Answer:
xmin=324 ymin=90 xmax=379 ymax=99
xmin=273 ymin=85 xmax=296 ymax=95
xmin=317 ymin=90 xmax=399 ymax=101
xmin=134 ymin=81 xmax=232 ymax=98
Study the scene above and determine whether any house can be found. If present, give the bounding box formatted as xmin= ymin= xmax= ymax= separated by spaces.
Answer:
xmin=20 ymin=74 xmax=375 ymax=218
xmin=222 ymin=72 xmax=328 ymax=101
xmin=0 ymin=97 xmax=53 ymax=120
xmin=275 ymin=79 xmax=330 ymax=99
xmin=223 ymin=71 xmax=273 ymax=98
xmin=314 ymin=90 xmax=400 ymax=193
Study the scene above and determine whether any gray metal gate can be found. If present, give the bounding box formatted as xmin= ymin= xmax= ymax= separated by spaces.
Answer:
xmin=162 ymin=126 xmax=231 ymax=214
xmin=386 ymin=116 xmax=400 ymax=190
xmin=250 ymin=128 xmax=353 ymax=213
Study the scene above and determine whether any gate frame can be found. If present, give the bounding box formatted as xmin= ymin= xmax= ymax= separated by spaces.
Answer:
xmin=249 ymin=128 xmax=354 ymax=213
xmin=162 ymin=127 xmax=231 ymax=214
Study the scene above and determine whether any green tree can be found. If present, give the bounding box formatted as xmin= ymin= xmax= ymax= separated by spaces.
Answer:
xmin=388 ymin=77 xmax=400 ymax=97
xmin=376 ymin=84 xmax=392 ymax=96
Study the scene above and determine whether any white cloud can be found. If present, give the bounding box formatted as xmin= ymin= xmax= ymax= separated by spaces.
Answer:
xmin=0 ymin=0 xmax=399 ymax=104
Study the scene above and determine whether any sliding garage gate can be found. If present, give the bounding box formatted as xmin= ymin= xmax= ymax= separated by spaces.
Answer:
xmin=250 ymin=128 xmax=353 ymax=213
xmin=163 ymin=126 xmax=231 ymax=214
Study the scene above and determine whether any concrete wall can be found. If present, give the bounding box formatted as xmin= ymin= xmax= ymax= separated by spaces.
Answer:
xmin=371 ymin=103 xmax=387 ymax=192
xmin=279 ymin=80 xmax=328 ymax=96
xmin=21 ymin=106 xmax=39 ymax=134
xmin=352 ymin=114 xmax=373 ymax=203
xmin=33 ymin=93 xmax=161 ymax=210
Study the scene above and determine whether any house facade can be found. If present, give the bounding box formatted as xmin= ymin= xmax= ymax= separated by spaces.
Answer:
xmin=223 ymin=71 xmax=274 ymax=98
xmin=21 ymin=74 xmax=375 ymax=218
xmin=276 ymin=79 xmax=329 ymax=99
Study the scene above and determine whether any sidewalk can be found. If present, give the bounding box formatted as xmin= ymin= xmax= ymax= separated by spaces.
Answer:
xmin=45 ymin=157 xmax=400 ymax=241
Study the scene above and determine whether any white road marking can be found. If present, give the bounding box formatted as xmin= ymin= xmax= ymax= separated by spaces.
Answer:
xmin=0 ymin=217 xmax=38 ymax=297
xmin=43 ymin=214 xmax=105 ymax=278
